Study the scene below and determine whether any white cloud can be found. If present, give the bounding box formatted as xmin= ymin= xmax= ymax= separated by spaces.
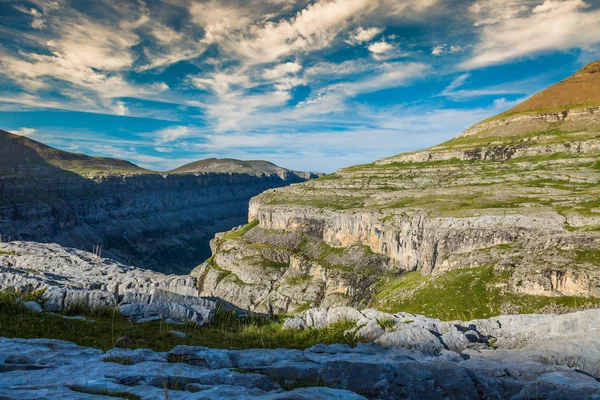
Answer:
xmin=14 ymin=5 xmax=46 ymax=29
xmin=346 ymin=26 xmax=384 ymax=45
xmin=432 ymin=45 xmax=445 ymax=56
xmin=444 ymin=73 xmax=471 ymax=92
xmin=431 ymin=44 xmax=463 ymax=56
xmin=439 ymin=73 xmax=530 ymax=101
xmin=463 ymin=0 xmax=600 ymax=69
xmin=263 ymin=62 xmax=303 ymax=80
xmin=11 ymin=127 xmax=37 ymax=136
xmin=469 ymin=0 xmax=533 ymax=26
xmin=304 ymin=59 xmax=374 ymax=79
xmin=154 ymin=126 xmax=191 ymax=144
xmin=112 ymin=101 xmax=128 ymax=116
xmin=368 ymin=41 xmax=394 ymax=54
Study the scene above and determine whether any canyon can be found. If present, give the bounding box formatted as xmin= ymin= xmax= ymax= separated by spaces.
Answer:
xmin=0 ymin=130 xmax=320 ymax=273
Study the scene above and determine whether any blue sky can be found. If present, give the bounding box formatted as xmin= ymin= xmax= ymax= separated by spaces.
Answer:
xmin=1 ymin=0 xmax=600 ymax=173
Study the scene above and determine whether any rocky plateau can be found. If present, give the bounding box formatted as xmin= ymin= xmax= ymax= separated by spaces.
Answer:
xmin=193 ymin=61 xmax=600 ymax=315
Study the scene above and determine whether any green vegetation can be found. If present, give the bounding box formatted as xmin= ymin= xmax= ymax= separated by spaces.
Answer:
xmin=574 ymin=249 xmax=600 ymax=264
xmin=371 ymin=266 xmax=600 ymax=321
xmin=67 ymin=386 xmax=141 ymax=400
xmin=0 ymin=290 xmax=357 ymax=352
xmin=222 ymin=220 xmax=259 ymax=241
xmin=376 ymin=317 xmax=396 ymax=329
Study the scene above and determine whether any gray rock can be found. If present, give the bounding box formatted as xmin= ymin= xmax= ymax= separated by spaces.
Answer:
xmin=169 ymin=330 xmax=187 ymax=339
xmin=375 ymin=326 xmax=444 ymax=354
xmin=0 ymin=336 xmax=599 ymax=399
xmin=23 ymin=301 xmax=43 ymax=313
xmin=354 ymin=322 xmax=385 ymax=341
xmin=283 ymin=317 xmax=306 ymax=330
xmin=440 ymin=331 xmax=471 ymax=353
xmin=118 ymin=302 xmax=214 ymax=325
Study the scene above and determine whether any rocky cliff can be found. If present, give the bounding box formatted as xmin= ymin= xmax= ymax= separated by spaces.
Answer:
xmin=192 ymin=61 xmax=600 ymax=315
xmin=0 ymin=130 xmax=321 ymax=273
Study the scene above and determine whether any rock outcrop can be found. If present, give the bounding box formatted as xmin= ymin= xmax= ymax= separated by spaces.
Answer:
xmin=285 ymin=306 xmax=600 ymax=380
xmin=0 ymin=129 xmax=320 ymax=273
xmin=193 ymin=61 xmax=600 ymax=314
xmin=0 ymin=241 xmax=218 ymax=323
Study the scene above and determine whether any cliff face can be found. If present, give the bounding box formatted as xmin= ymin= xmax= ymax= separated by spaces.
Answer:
xmin=193 ymin=61 xmax=600 ymax=315
xmin=0 ymin=171 xmax=319 ymax=273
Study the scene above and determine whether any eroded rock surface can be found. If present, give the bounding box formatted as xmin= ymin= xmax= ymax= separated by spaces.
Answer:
xmin=1 ymin=332 xmax=599 ymax=399
xmin=285 ymin=306 xmax=600 ymax=380
xmin=0 ymin=241 xmax=218 ymax=323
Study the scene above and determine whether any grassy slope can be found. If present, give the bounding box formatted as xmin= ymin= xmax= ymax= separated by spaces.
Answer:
xmin=370 ymin=267 xmax=600 ymax=321
xmin=0 ymin=290 xmax=356 ymax=352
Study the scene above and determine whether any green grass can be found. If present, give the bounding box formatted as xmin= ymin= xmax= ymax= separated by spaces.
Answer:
xmin=0 ymin=291 xmax=357 ymax=352
xmin=221 ymin=220 xmax=260 ymax=241
xmin=574 ymin=249 xmax=600 ymax=264
xmin=371 ymin=266 xmax=600 ymax=321
xmin=376 ymin=317 xmax=396 ymax=329
xmin=67 ymin=386 xmax=141 ymax=400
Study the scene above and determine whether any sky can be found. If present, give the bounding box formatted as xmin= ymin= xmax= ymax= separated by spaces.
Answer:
xmin=1 ymin=0 xmax=600 ymax=173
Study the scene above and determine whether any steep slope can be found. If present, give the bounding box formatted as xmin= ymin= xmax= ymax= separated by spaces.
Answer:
xmin=0 ymin=130 xmax=320 ymax=273
xmin=192 ymin=61 xmax=600 ymax=317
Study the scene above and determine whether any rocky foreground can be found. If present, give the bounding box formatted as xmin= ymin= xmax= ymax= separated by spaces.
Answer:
xmin=1 ymin=307 xmax=599 ymax=399
xmin=1 ymin=242 xmax=600 ymax=398
xmin=0 ymin=241 xmax=216 ymax=324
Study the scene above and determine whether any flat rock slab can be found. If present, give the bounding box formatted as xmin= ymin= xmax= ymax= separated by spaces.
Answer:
xmin=0 ymin=338 xmax=599 ymax=399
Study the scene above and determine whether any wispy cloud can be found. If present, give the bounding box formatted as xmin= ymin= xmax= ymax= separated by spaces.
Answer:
xmin=462 ymin=0 xmax=600 ymax=69
xmin=11 ymin=127 xmax=37 ymax=136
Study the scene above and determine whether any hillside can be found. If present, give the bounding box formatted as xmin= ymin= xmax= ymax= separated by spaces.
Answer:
xmin=192 ymin=61 xmax=600 ymax=318
xmin=504 ymin=60 xmax=600 ymax=116
xmin=460 ymin=61 xmax=600 ymax=138
xmin=0 ymin=129 xmax=149 ymax=178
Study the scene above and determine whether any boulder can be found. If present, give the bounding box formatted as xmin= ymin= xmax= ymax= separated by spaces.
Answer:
xmin=118 ymin=302 xmax=214 ymax=325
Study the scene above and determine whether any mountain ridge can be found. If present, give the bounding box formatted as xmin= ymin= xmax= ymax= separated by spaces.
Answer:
xmin=1 ymin=129 xmax=319 ymax=179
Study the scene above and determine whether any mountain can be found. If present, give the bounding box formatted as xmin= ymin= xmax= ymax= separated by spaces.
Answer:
xmin=192 ymin=61 xmax=600 ymax=318
xmin=0 ymin=130 xmax=321 ymax=273
xmin=500 ymin=60 xmax=600 ymax=117
xmin=0 ymin=129 xmax=148 ymax=178
xmin=170 ymin=158 xmax=322 ymax=180
xmin=459 ymin=60 xmax=600 ymax=139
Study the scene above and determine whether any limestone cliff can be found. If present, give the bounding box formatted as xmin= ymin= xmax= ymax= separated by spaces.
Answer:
xmin=193 ymin=61 xmax=600 ymax=315
xmin=0 ymin=130 xmax=321 ymax=273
